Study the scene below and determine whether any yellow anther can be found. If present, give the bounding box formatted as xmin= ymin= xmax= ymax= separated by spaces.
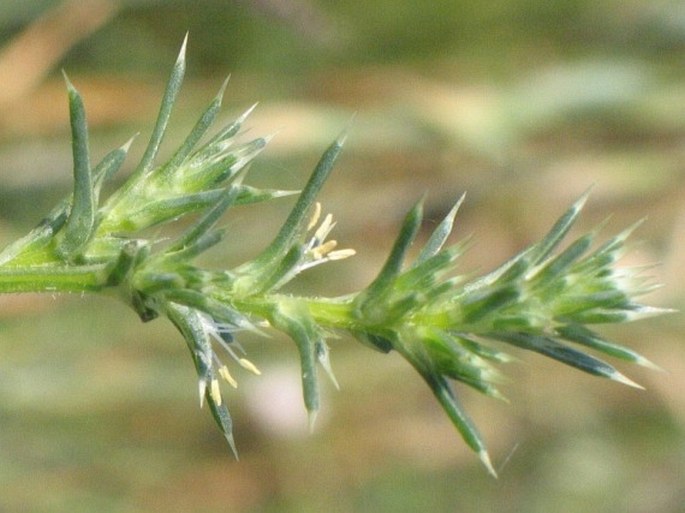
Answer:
xmin=307 ymin=202 xmax=322 ymax=231
xmin=210 ymin=378 xmax=223 ymax=406
xmin=312 ymin=240 xmax=338 ymax=259
xmin=198 ymin=379 xmax=208 ymax=408
xmin=313 ymin=213 xmax=335 ymax=242
xmin=327 ymin=248 xmax=356 ymax=261
xmin=218 ymin=365 xmax=238 ymax=388
xmin=239 ymin=358 xmax=262 ymax=375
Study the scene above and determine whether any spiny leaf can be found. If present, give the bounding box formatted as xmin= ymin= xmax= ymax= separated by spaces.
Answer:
xmin=315 ymin=339 xmax=340 ymax=389
xmin=199 ymin=102 xmax=258 ymax=155
xmin=528 ymin=232 xmax=594 ymax=283
xmin=416 ymin=193 xmax=465 ymax=265
xmin=424 ymin=328 xmax=506 ymax=399
xmin=489 ymin=331 xmax=643 ymax=388
xmin=206 ymin=392 xmax=239 ymax=458
xmin=357 ymin=199 xmax=424 ymax=310
xmin=92 ymin=136 xmax=135 ymax=202
xmin=556 ymin=324 xmax=661 ymax=370
xmin=192 ymin=137 xmax=270 ymax=187
xmin=452 ymin=334 xmax=514 ymax=364
xmin=270 ymin=301 xmax=321 ymax=429
xmin=398 ymin=240 xmax=467 ymax=292
xmin=167 ymin=186 xmax=240 ymax=254
xmin=159 ymin=76 xmax=229 ymax=178
xmin=256 ymin=245 xmax=306 ymax=293
xmin=251 ymin=130 xmax=347 ymax=268
xmin=0 ymin=198 xmax=70 ymax=265
xmin=424 ymin=370 xmax=496 ymax=477
xmin=134 ymin=34 xmax=187 ymax=177
xmin=530 ymin=189 xmax=590 ymax=265
xmin=460 ymin=285 xmax=520 ymax=324
xmin=56 ymin=73 xmax=95 ymax=259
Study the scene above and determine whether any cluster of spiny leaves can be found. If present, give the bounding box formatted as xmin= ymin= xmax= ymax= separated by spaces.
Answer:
xmin=0 ymin=37 xmax=665 ymax=476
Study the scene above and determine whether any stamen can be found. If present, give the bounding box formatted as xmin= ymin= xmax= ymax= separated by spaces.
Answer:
xmin=198 ymin=378 xmax=208 ymax=408
xmin=312 ymin=239 xmax=338 ymax=259
xmin=210 ymin=378 xmax=223 ymax=405
xmin=218 ymin=365 xmax=238 ymax=388
xmin=327 ymin=248 xmax=356 ymax=260
xmin=239 ymin=358 xmax=261 ymax=375
xmin=313 ymin=213 xmax=335 ymax=244
xmin=307 ymin=202 xmax=322 ymax=231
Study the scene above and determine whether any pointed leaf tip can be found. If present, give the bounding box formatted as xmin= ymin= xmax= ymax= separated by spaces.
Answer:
xmin=635 ymin=355 xmax=665 ymax=373
xmin=238 ymin=102 xmax=259 ymax=123
xmin=178 ymin=32 xmax=189 ymax=62
xmin=336 ymin=115 xmax=356 ymax=146
xmin=479 ymin=449 xmax=498 ymax=478
xmin=225 ymin=432 xmax=239 ymax=460
xmin=610 ymin=370 xmax=645 ymax=390
xmin=216 ymin=75 xmax=230 ymax=104
xmin=416 ymin=192 xmax=466 ymax=264
xmin=574 ymin=185 xmax=593 ymax=211
xmin=61 ymin=70 xmax=75 ymax=91
xmin=308 ymin=409 xmax=318 ymax=433
xmin=122 ymin=133 xmax=138 ymax=152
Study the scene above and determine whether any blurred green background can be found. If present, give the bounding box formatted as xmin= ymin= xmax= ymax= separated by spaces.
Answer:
xmin=0 ymin=1 xmax=684 ymax=512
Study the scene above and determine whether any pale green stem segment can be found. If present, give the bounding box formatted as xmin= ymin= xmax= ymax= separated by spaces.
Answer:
xmin=0 ymin=264 xmax=110 ymax=293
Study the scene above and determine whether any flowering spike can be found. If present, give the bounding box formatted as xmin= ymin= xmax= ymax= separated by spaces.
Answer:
xmin=0 ymin=38 xmax=668 ymax=476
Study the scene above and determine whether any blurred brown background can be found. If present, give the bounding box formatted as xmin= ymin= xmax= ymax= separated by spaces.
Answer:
xmin=0 ymin=1 xmax=683 ymax=512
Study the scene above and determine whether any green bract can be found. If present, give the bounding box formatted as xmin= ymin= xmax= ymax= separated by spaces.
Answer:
xmin=0 ymin=37 xmax=667 ymax=477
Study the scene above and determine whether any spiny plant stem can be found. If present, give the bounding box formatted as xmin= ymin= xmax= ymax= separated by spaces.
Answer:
xmin=0 ymin=38 xmax=667 ymax=477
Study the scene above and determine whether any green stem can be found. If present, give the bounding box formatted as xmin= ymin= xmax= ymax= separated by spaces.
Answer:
xmin=0 ymin=264 xmax=110 ymax=293
xmin=228 ymin=293 xmax=361 ymax=333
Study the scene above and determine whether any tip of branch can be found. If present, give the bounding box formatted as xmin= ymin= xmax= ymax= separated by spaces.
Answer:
xmin=61 ymin=69 xmax=76 ymax=92
xmin=121 ymin=133 xmax=139 ymax=153
xmin=610 ymin=370 xmax=645 ymax=390
xmin=335 ymin=113 xmax=356 ymax=147
xmin=635 ymin=355 xmax=665 ymax=373
xmin=178 ymin=32 xmax=189 ymax=63
xmin=575 ymin=185 xmax=594 ymax=210
xmin=308 ymin=409 xmax=318 ymax=433
xmin=479 ymin=449 xmax=498 ymax=478
xmin=215 ymin=75 xmax=230 ymax=104
xmin=238 ymin=102 xmax=259 ymax=124
xmin=225 ymin=432 xmax=239 ymax=460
